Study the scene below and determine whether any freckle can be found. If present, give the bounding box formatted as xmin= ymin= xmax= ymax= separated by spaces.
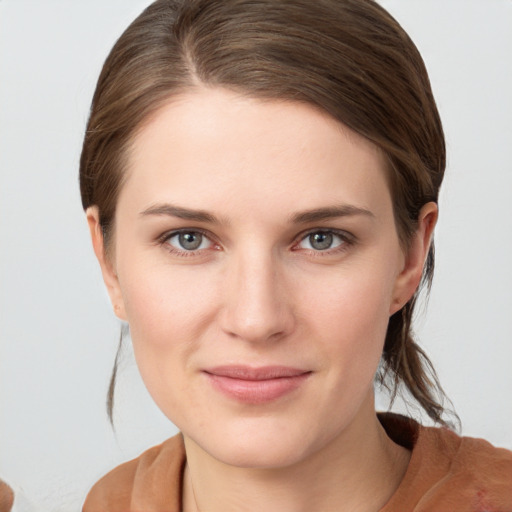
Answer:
xmin=476 ymin=489 xmax=490 ymax=510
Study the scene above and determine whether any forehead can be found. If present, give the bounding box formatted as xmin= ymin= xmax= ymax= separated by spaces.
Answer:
xmin=122 ymin=87 xmax=392 ymax=220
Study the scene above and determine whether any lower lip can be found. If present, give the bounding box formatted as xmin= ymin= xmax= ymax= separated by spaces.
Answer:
xmin=205 ymin=373 xmax=311 ymax=404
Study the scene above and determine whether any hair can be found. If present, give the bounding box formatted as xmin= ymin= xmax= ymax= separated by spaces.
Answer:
xmin=80 ymin=0 xmax=455 ymax=427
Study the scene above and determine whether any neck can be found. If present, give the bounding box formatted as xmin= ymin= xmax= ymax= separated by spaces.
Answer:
xmin=182 ymin=395 xmax=410 ymax=512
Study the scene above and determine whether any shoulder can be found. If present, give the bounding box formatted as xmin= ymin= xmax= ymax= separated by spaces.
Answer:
xmin=82 ymin=433 xmax=185 ymax=512
xmin=421 ymin=427 xmax=512 ymax=509
xmin=380 ymin=413 xmax=512 ymax=511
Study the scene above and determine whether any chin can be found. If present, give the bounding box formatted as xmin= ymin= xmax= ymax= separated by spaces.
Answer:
xmin=187 ymin=415 xmax=324 ymax=470
xmin=208 ymin=439 xmax=309 ymax=470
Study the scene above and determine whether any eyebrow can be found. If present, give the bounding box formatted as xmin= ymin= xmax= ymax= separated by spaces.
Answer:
xmin=140 ymin=204 xmax=219 ymax=223
xmin=290 ymin=205 xmax=375 ymax=224
xmin=140 ymin=203 xmax=374 ymax=225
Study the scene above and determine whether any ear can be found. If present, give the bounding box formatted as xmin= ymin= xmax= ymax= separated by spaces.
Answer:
xmin=389 ymin=202 xmax=438 ymax=315
xmin=86 ymin=206 xmax=127 ymax=321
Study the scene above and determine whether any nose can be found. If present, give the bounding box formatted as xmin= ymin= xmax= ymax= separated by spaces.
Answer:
xmin=219 ymin=248 xmax=295 ymax=344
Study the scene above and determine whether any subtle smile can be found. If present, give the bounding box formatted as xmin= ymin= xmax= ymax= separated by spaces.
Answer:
xmin=203 ymin=366 xmax=312 ymax=404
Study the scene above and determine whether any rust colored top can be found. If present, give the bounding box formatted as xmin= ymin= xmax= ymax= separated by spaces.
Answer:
xmin=83 ymin=414 xmax=512 ymax=512
xmin=0 ymin=480 xmax=14 ymax=512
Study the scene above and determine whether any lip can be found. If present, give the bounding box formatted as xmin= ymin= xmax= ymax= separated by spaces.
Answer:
xmin=203 ymin=366 xmax=311 ymax=404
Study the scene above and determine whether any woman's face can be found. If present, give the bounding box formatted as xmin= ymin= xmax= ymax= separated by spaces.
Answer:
xmin=91 ymin=88 xmax=432 ymax=468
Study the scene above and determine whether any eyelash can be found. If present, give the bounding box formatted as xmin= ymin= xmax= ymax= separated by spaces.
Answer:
xmin=157 ymin=228 xmax=218 ymax=257
xmin=292 ymin=228 xmax=355 ymax=256
xmin=157 ymin=228 xmax=355 ymax=257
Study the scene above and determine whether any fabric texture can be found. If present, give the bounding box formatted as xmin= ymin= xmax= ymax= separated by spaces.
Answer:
xmin=83 ymin=413 xmax=512 ymax=512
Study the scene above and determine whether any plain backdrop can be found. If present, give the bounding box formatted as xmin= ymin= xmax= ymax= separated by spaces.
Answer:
xmin=1 ymin=0 xmax=511 ymax=510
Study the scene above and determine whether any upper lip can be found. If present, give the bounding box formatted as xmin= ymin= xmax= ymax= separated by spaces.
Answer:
xmin=204 ymin=366 xmax=310 ymax=380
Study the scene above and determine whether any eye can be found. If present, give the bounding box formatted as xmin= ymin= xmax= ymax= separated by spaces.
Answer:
xmin=165 ymin=230 xmax=213 ymax=252
xmin=297 ymin=230 xmax=347 ymax=251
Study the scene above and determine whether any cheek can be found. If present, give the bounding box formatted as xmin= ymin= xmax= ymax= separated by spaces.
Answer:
xmin=121 ymin=260 xmax=218 ymax=340
xmin=304 ymin=262 xmax=394 ymax=329
xmin=117 ymin=262 xmax=219 ymax=400
xmin=299 ymin=263 xmax=395 ymax=370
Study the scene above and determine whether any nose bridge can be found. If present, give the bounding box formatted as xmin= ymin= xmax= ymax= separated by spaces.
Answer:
xmin=221 ymin=243 xmax=293 ymax=343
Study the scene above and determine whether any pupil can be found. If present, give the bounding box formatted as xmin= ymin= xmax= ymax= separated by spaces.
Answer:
xmin=310 ymin=232 xmax=333 ymax=250
xmin=179 ymin=232 xmax=202 ymax=250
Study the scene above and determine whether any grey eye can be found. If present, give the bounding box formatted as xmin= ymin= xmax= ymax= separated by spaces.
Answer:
xmin=167 ymin=231 xmax=212 ymax=251
xmin=309 ymin=232 xmax=334 ymax=250
xmin=178 ymin=232 xmax=203 ymax=250
xmin=297 ymin=231 xmax=345 ymax=251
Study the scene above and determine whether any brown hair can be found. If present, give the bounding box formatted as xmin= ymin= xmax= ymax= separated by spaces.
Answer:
xmin=80 ymin=0 xmax=455 ymax=426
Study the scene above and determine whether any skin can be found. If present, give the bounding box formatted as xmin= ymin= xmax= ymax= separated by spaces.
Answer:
xmin=88 ymin=88 xmax=437 ymax=511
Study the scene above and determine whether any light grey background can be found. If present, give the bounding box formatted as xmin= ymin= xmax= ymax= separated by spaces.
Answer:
xmin=1 ymin=1 xmax=511 ymax=510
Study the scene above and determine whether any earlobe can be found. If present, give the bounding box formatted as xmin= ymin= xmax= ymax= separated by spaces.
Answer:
xmin=86 ymin=207 xmax=127 ymax=321
xmin=390 ymin=202 xmax=438 ymax=315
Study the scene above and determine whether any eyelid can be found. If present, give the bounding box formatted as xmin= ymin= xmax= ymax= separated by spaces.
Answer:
xmin=156 ymin=227 xmax=355 ymax=256
xmin=291 ymin=228 xmax=355 ymax=252
xmin=157 ymin=228 xmax=220 ymax=255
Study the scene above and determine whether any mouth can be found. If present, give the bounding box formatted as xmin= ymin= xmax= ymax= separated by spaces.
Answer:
xmin=203 ymin=366 xmax=312 ymax=404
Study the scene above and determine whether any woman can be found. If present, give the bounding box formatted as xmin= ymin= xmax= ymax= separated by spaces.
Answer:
xmin=80 ymin=0 xmax=512 ymax=510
